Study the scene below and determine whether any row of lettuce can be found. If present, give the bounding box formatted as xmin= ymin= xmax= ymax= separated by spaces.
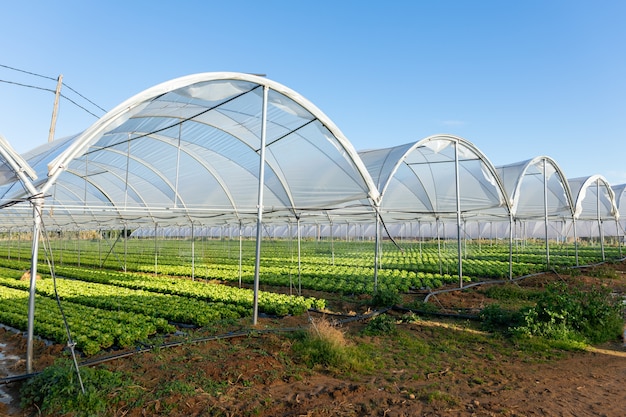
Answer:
xmin=0 ymin=262 xmax=325 ymax=355
xmin=0 ymin=240 xmax=619 ymax=355
xmin=0 ymin=238 xmax=618 ymax=287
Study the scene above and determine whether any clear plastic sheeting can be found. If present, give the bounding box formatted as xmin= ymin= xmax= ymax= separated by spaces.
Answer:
xmin=0 ymin=73 xmax=623 ymax=241
xmin=613 ymin=183 xmax=626 ymax=213
xmin=566 ymin=175 xmax=619 ymax=241
xmin=496 ymin=156 xmax=573 ymax=221
xmin=611 ymin=183 xmax=626 ymax=237
xmin=360 ymin=135 xmax=510 ymax=222
xmin=0 ymin=135 xmax=38 ymax=209
xmin=569 ymin=175 xmax=618 ymax=221
xmin=1 ymin=73 xmax=380 ymax=229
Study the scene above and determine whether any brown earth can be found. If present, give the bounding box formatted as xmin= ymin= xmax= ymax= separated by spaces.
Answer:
xmin=1 ymin=262 xmax=626 ymax=416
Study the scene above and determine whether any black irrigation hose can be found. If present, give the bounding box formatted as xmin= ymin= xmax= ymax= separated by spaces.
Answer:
xmin=0 ymin=308 xmax=386 ymax=385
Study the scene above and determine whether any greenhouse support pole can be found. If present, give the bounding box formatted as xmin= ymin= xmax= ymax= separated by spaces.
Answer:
xmin=297 ymin=217 xmax=302 ymax=295
xmin=436 ymin=218 xmax=442 ymax=275
xmin=508 ymin=214 xmax=513 ymax=280
xmin=77 ymin=229 xmax=81 ymax=267
xmin=373 ymin=210 xmax=381 ymax=293
xmin=616 ymin=218 xmax=622 ymax=258
xmin=418 ymin=220 xmax=422 ymax=258
xmin=154 ymin=223 xmax=158 ymax=275
xmin=454 ymin=141 xmax=463 ymax=288
xmin=252 ymin=85 xmax=269 ymax=326
xmin=573 ymin=218 xmax=579 ymax=266
xmin=191 ymin=222 xmax=195 ymax=281
xmin=238 ymin=220 xmax=243 ymax=288
xmin=26 ymin=196 xmax=44 ymax=373
xmin=463 ymin=220 xmax=467 ymax=259
xmin=330 ymin=219 xmax=335 ymax=266
xmin=597 ymin=180 xmax=606 ymax=261
xmin=288 ymin=221 xmax=293 ymax=295
xmin=542 ymin=161 xmax=550 ymax=268
xmin=98 ymin=229 xmax=102 ymax=268
xmin=123 ymin=225 xmax=127 ymax=272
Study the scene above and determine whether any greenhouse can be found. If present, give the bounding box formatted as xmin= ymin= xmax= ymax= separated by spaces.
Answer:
xmin=0 ymin=72 xmax=625 ymax=374
xmin=0 ymin=72 xmax=381 ymax=230
xmin=0 ymin=72 xmax=623 ymax=288
xmin=360 ymin=135 xmax=510 ymax=222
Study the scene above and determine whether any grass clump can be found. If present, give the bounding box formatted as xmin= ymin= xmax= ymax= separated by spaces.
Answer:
xmin=292 ymin=317 xmax=364 ymax=371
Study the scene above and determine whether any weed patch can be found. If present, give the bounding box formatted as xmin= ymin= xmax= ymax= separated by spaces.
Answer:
xmin=20 ymin=359 xmax=128 ymax=417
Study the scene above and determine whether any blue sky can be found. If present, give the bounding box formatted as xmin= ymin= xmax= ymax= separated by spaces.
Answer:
xmin=1 ymin=1 xmax=625 ymax=184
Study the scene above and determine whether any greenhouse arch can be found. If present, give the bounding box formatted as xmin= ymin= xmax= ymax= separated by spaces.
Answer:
xmin=359 ymin=134 xmax=512 ymax=285
xmin=20 ymin=72 xmax=380 ymax=228
xmin=4 ymin=72 xmax=386 ymax=370
xmin=495 ymin=156 xmax=576 ymax=267
xmin=568 ymin=175 xmax=620 ymax=261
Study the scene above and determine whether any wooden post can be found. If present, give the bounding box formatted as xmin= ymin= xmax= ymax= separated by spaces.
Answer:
xmin=48 ymin=75 xmax=63 ymax=143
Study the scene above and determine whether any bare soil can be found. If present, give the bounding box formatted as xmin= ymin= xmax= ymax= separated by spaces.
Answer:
xmin=1 ymin=262 xmax=626 ymax=416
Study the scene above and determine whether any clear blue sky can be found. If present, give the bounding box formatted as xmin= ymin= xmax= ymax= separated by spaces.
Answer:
xmin=1 ymin=1 xmax=625 ymax=184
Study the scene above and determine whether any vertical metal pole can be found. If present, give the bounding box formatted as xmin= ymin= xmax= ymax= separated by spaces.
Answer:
xmin=238 ymin=220 xmax=243 ymax=288
xmin=26 ymin=197 xmax=44 ymax=373
xmin=436 ymin=218 xmax=442 ymax=275
xmin=463 ymin=220 xmax=467 ymax=259
xmin=288 ymin=221 xmax=293 ymax=295
xmin=454 ymin=141 xmax=463 ymax=288
xmin=330 ymin=220 xmax=335 ymax=266
xmin=418 ymin=220 xmax=422 ymax=258
xmin=252 ymin=85 xmax=269 ymax=326
xmin=573 ymin=217 xmax=579 ymax=266
xmin=508 ymin=214 xmax=513 ymax=279
xmin=297 ymin=217 xmax=302 ymax=295
xmin=543 ymin=159 xmax=550 ymax=269
xmin=616 ymin=218 xmax=622 ymax=258
xmin=77 ymin=230 xmax=81 ymax=267
xmin=596 ymin=179 xmax=605 ymax=261
xmin=154 ymin=223 xmax=158 ymax=275
xmin=123 ymin=225 xmax=127 ymax=272
xmin=373 ymin=210 xmax=380 ymax=293
xmin=58 ymin=230 xmax=63 ymax=265
xmin=191 ymin=222 xmax=195 ymax=281
xmin=98 ymin=229 xmax=102 ymax=268
xmin=174 ymin=124 xmax=182 ymax=208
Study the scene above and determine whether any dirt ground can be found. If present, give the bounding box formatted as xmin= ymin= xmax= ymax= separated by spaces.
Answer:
xmin=1 ymin=262 xmax=626 ymax=417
